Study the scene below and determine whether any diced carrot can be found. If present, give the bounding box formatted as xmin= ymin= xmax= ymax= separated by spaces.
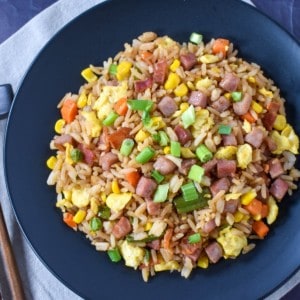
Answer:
xmin=61 ymin=99 xmax=78 ymax=123
xmin=241 ymin=111 xmax=256 ymax=123
xmin=212 ymin=38 xmax=230 ymax=56
xmin=114 ymin=97 xmax=128 ymax=116
xmin=252 ymin=220 xmax=269 ymax=238
xmin=63 ymin=212 xmax=77 ymax=228
xmin=261 ymin=204 xmax=269 ymax=218
xmin=162 ymin=228 xmax=173 ymax=250
xmin=140 ymin=50 xmax=153 ymax=62
xmin=125 ymin=171 xmax=140 ymax=187
xmin=107 ymin=127 xmax=131 ymax=149
xmin=244 ymin=198 xmax=263 ymax=216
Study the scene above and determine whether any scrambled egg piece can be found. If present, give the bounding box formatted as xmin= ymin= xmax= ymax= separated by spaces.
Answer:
xmin=154 ymin=261 xmax=180 ymax=272
xmin=93 ymin=82 xmax=128 ymax=120
xmin=237 ymin=144 xmax=253 ymax=169
xmin=266 ymin=196 xmax=279 ymax=225
xmin=65 ymin=143 xmax=74 ymax=165
xmin=72 ymin=188 xmax=90 ymax=208
xmin=215 ymin=146 xmax=237 ymax=160
xmin=217 ymin=227 xmax=247 ymax=258
xmin=120 ymin=240 xmax=145 ymax=269
xmin=81 ymin=111 xmax=101 ymax=138
xmin=192 ymin=109 xmax=214 ymax=138
xmin=106 ymin=193 xmax=132 ymax=212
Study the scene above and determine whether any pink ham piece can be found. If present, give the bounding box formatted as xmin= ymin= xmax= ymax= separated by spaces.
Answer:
xmin=262 ymin=111 xmax=277 ymax=131
xmin=179 ymin=159 xmax=197 ymax=175
xmin=153 ymin=60 xmax=168 ymax=84
xmin=153 ymin=156 xmax=177 ymax=175
xmin=202 ymin=219 xmax=216 ymax=234
xmin=211 ymin=96 xmax=231 ymax=112
xmin=202 ymin=158 xmax=217 ymax=175
xmin=78 ymin=145 xmax=95 ymax=166
xmin=174 ymin=125 xmax=192 ymax=145
xmin=134 ymin=78 xmax=153 ymax=92
xmin=180 ymin=236 xmax=202 ymax=261
xmin=222 ymin=133 xmax=237 ymax=146
xmin=219 ymin=73 xmax=240 ymax=92
xmin=265 ymin=136 xmax=277 ymax=152
xmin=188 ymin=91 xmax=208 ymax=108
xmin=112 ymin=217 xmax=132 ymax=239
xmin=270 ymin=178 xmax=289 ymax=201
xmin=205 ymin=242 xmax=223 ymax=263
xmin=269 ymin=158 xmax=284 ymax=179
xmin=146 ymin=199 xmax=161 ymax=216
xmin=217 ymin=160 xmax=236 ymax=178
xmin=245 ymin=127 xmax=265 ymax=148
xmin=147 ymin=239 xmax=160 ymax=250
xmin=233 ymin=93 xmax=252 ymax=116
xmin=210 ymin=177 xmax=230 ymax=197
xmin=136 ymin=176 xmax=157 ymax=198
xmin=157 ymin=96 xmax=177 ymax=117
xmin=180 ymin=53 xmax=197 ymax=70
xmin=99 ymin=152 xmax=118 ymax=171
xmin=224 ymin=199 xmax=239 ymax=214
xmin=54 ymin=134 xmax=74 ymax=151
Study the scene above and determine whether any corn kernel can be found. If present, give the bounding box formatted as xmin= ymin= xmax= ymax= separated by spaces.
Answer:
xmin=90 ymin=197 xmax=99 ymax=215
xmin=46 ymin=156 xmax=57 ymax=170
xmin=54 ymin=119 xmax=65 ymax=134
xmin=65 ymin=143 xmax=74 ymax=165
xmin=187 ymin=81 xmax=195 ymax=91
xmin=199 ymin=54 xmax=219 ymax=64
xmin=180 ymin=102 xmax=189 ymax=112
xmin=135 ymin=130 xmax=150 ymax=142
xmin=259 ymin=87 xmax=273 ymax=98
xmin=164 ymin=146 xmax=171 ymax=154
xmin=77 ymin=93 xmax=88 ymax=108
xmin=150 ymin=117 xmax=165 ymax=130
xmin=224 ymin=93 xmax=231 ymax=99
xmin=197 ymin=256 xmax=209 ymax=269
xmin=144 ymin=222 xmax=153 ymax=231
xmin=101 ymin=192 xmax=107 ymax=203
xmin=164 ymin=72 xmax=180 ymax=90
xmin=87 ymin=93 xmax=95 ymax=106
xmin=211 ymin=67 xmax=220 ymax=74
xmin=81 ymin=68 xmax=97 ymax=83
xmin=73 ymin=209 xmax=87 ymax=224
xmin=242 ymin=120 xmax=252 ymax=134
xmin=273 ymin=115 xmax=287 ymax=131
xmin=267 ymin=196 xmax=278 ymax=225
xmin=251 ymin=101 xmax=263 ymax=114
xmin=234 ymin=211 xmax=245 ymax=222
xmin=174 ymin=83 xmax=188 ymax=97
xmin=247 ymin=76 xmax=256 ymax=83
xmin=63 ymin=190 xmax=72 ymax=201
xmin=253 ymin=214 xmax=262 ymax=221
xmin=154 ymin=261 xmax=179 ymax=272
xmin=112 ymin=180 xmax=120 ymax=194
xmin=116 ymin=61 xmax=132 ymax=81
xmin=241 ymin=190 xmax=257 ymax=205
xmin=181 ymin=147 xmax=196 ymax=158
xmin=196 ymin=77 xmax=212 ymax=89
xmin=169 ymin=59 xmax=180 ymax=72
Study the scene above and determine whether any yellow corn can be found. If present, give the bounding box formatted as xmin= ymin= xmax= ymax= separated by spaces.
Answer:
xmin=73 ymin=210 xmax=87 ymax=224
xmin=253 ymin=214 xmax=262 ymax=221
xmin=197 ymin=256 xmax=209 ymax=269
xmin=154 ymin=261 xmax=180 ymax=272
xmin=150 ymin=116 xmax=165 ymax=130
xmin=267 ymin=196 xmax=278 ymax=225
xmin=224 ymin=93 xmax=231 ymax=100
xmin=81 ymin=68 xmax=97 ymax=83
xmin=186 ymin=81 xmax=195 ymax=90
xmin=251 ymin=101 xmax=263 ymax=114
xmin=259 ymin=87 xmax=273 ymax=98
xmin=234 ymin=211 xmax=245 ymax=222
xmin=77 ymin=93 xmax=88 ymax=108
xmin=242 ymin=120 xmax=252 ymax=134
xmin=112 ymin=180 xmax=120 ymax=194
xmin=196 ymin=77 xmax=212 ymax=89
xmin=144 ymin=222 xmax=153 ymax=231
xmin=199 ymin=54 xmax=219 ymax=64
xmin=101 ymin=192 xmax=107 ymax=203
xmin=211 ymin=67 xmax=220 ymax=74
xmin=180 ymin=102 xmax=189 ymax=112
xmin=273 ymin=115 xmax=287 ymax=131
xmin=174 ymin=83 xmax=188 ymax=97
xmin=54 ymin=119 xmax=65 ymax=134
xmin=181 ymin=147 xmax=196 ymax=158
xmin=164 ymin=72 xmax=180 ymax=90
xmin=163 ymin=146 xmax=171 ymax=154
xmin=116 ymin=61 xmax=132 ymax=81
xmin=87 ymin=93 xmax=95 ymax=106
xmin=247 ymin=76 xmax=256 ymax=83
xmin=65 ymin=143 xmax=74 ymax=165
xmin=135 ymin=130 xmax=149 ymax=142
xmin=241 ymin=190 xmax=257 ymax=205
xmin=169 ymin=59 xmax=180 ymax=72
xmin=46 ymin=156 xmax=57 ymax=170
xmin=63 ymin=190 xmax=72 ymax=201
xmin=90 ymin=197 xmax=99 ymax=215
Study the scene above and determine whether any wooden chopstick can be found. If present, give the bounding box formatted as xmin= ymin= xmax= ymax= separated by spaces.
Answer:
xmin=0 ymin=203 xmax=26 ymax=300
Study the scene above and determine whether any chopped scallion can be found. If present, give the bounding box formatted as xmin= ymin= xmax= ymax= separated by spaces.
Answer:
xmin=231 ymin=91 xmax=242 ymax=102
xmin=107 ymin=248 xmax=122 ymax=262
xmin=189 ymin=32 xmax=203 ymax=45
xmin=151 ymin=170 xmax=165 ymax=183
xmin=181 ymin=182 xmax=198 ymax=202
xmin=90 ymin=217 xmax=102 ymax=231
xmin=142 ymin=110 xmax=151 ymax=126
xmin=153 ymin=183 xmax=169 ymax=203
xmin=98 ymin=206 xmax=111 ymax=220
xmin=170 ymin=141 xmax=181 ymax=157
xmin=188 ymin=233 xmax=201 ymax=244
xmin=102 ymin=111 xmax=119 ymax=126
xmin=135 ymin=146 xmax=155 ymax=164
xmin=218 ymin=124 xmax=232 ymax=135
xmin=159 ymin=131 xmax=169 ymax=146
xmin=196 ymin=144 xmax=213 ymax=163
xmin=188 ymin=165 xmax=205 ymax=182
xmin=109 ymin=63 xmax=118 ymax=76
xmin=152 ymin=133 xmax=161 ymax=143
xmin=181 ymin=105 xmax=195 ymax=128
xmin=127 ymin=99 xmax=153 ymax=111
xmin=120 ymin=138 xmax=135 ymax=156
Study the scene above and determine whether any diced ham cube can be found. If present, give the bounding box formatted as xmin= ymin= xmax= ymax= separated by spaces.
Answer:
xmin=210 ymin=177 xmax=230 ymax=197
xmin=112 ymin=216 xmax=132 ymax=239
xmin=205 ymin=242 xmax=223 ymax=263
xmin=99 ymin=152 xmax=118 ymax=171
xmin=136 ymin=176 xmax=157 ymax=198
xmin=202 ymin=158 xmax=218 ymax=175
xmin=270 ymin=178 xmax=289 ymax=201
xmin=245 ymin=127 xmax=265 ymax=148
xmin=146 ymin=199 xmax=161 ymax=216
xmin=180 ymin=236 xmax=202 ymax=261
xmin=179 ymin=159 xmax=197 ymax=175
xmin=211 ymin=96 xmax=231 ymax=113
xmin=78 ymin=145 xmax=95 ymax=166
xmin=147 ymin=239 xmax=160 ymax=250
xmin=134 ymin=78 xmax=153 ymax=92
xmin=262 ymin=111 xmax=277 ymax=131
xmin=202 ymin=219 xmax=216 ymax=234
xmin=224 ymin=199 xmax=239 ymax=214
xmin=188 ymin=91 xmax=208 ymax=108
xmin=153 ymin=156 xmax=177 ymax=175
xmin=153 ymin=60 xmax=168 ymax=84
xmin=180 ymin=53 xmax=197 ymax=70
xmin=219 ymin=73 xmax=240 ymax=92
xmin=269 ymin=158 xmax=284 ymax=179
xmin=217 ymin=160 xmax=236 ymax=178
xmin=222 ymin=133 xmax=237 ymax=146
xmin=265 ymin=136 xmax=277 ymax=152
xmin=158 ymin=96 xmax=177 ymax=117
xmin=54 ymin=134 xmax=74 ymax=151
xmin=174 ymin=125 xmax=192 ymax=145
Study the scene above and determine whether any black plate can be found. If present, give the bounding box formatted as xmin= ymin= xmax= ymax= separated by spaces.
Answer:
xmin=4 ymin=0 xmax=300 ymax=299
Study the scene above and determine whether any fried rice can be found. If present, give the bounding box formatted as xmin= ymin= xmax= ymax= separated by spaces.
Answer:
xmin=47 ymin=32 xmax=300 ymax=281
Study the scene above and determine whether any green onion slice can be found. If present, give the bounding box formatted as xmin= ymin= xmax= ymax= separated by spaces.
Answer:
xmin=120 ymin=138 xmax=135 ymax=156
xmin=107 ymin=248 xmax=122 ymax=262
xmin=90 ymin=217 xmax=102 ymax=231
xmin=151 ymin=170 xmax=165 ymax=184
xmin=181 ymin=105 xmax=196 ymax=129
xmin=127 ymin=99 xmax=153 ymax=111
xmin=102 ymin=111 xmax=119 ymax=126
xmin=196 ymin=144 xmax=213 ymax=163
xmin=98 ymin=206 xmax=111 ymax=220
xmin=188 ymin=165 xmax=205 ymax=183
xmin=188 ymin=233 xmax=201 ymax=244
xmin=159 ymin=131 xmax=169 ymax=147
xmin=153 ymin=183 xmax=169 ymax=203
xmin=181 ymin=182 xmax=198 ymax=202
xmin=218 ymin=124 xmax=232 ymax=135
xmin=109 ymin=63 xmax=118 ymax=76
xmin=171 ymin=141 xmax=181 ymax=157
xmin=189 ymin=32 xmax=203 ymax=45
xmin=231 ymin=91 xmax=242 ymax=102
xmin=135 ymin=146 xmax=155 ymax=164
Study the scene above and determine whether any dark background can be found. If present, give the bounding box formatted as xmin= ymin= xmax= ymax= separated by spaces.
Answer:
xmin=0 ymin=0 xmax=299 ymax=299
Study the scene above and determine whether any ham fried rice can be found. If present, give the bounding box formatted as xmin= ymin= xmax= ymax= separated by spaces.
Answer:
xmin=47 ymin=32 xmax=300 ymax=281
